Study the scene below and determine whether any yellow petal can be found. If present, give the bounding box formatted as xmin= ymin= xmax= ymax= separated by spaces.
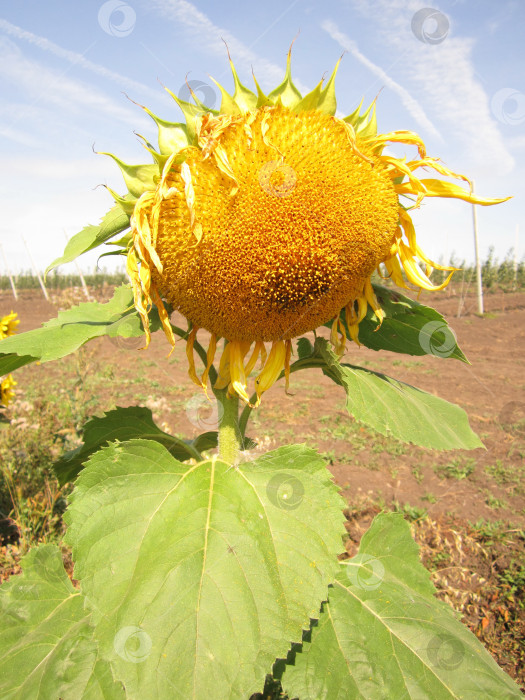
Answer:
xmin=245 ymin=341 xmax=264 ymax=376
xmin=214 ymin=342 xmax=231 ymax=390
xmin=397 ymin=179 xmax=511 ymax=205
xmin=331 ymin=317 xmax=346 ymax=355
xmin=382 ymin=256 xmax=408 ymax=289
xmin=126 ymin=247 xmax=152 ymax=348
xmin=150 ymin=284 xmax=176 ymax=347
xmin=398 ymin=243 xmax=453 ymax=291
xmin=407 ymin=157 xmax=470 ymax=187
xmin=381 ymin=155 xmax=426 ymax=196
xmin=229 ymin=340 xmax=251 ymax=403
xmin=365 ymin=130 xmax=426 ymax=158
xmin=201 ymin=333 xmax=218 ymax=392
xmin=345 ymin=292 xmax=368 ymax=346
xmin=186 ymin=327 xmax=201 ymax=387
xmin=363 ymin=278 xmax=384 ymax=327
xmin=254 ymin=340 xmax=286 ymax=405
xmin=338 ymin=119 xmax=374 ymax=165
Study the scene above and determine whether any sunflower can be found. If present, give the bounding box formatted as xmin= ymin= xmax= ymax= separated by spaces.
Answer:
xmin=0 ymin=312 xmax=19 ymax=340
xmin=0 ymin=374 xmax=16 ymax=407
xmin=106 ymin=47 xmax=507 ymax=406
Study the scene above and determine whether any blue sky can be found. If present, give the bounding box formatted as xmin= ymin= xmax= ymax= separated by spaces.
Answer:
xmin=1 ymin=0 xmax=524 ymax=274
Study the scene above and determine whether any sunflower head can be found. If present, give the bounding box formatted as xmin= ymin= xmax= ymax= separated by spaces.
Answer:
xmin=1 ymin=312 xmax=19 ymax=340
xmin=104 ymin=46 xmax=508 ymax=406
xmin=0 ymin=374 xmax=16 ymax=407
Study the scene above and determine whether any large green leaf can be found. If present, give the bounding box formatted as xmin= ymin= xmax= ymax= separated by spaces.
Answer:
xmin=64 ymin=441 xmax=345 ymax=699
xmin=0 ymin=545 xmax=125 ymax=699
xmin=46 ymin=205 xmax=130 ymax=273
xmin=281 ymin=513 xmax=522 ymax=699
xmin=327 ymin=284 xmax=467 ymax=362
xmin=0 ymin=285 xmax=160 ymax=376
xmin=317 ymin=339 xmax=482 ymax=450
xmin=53 ymin=406 xmax=204 ymax=485
xmin=0 ymin=353 xmax=36 ymax=375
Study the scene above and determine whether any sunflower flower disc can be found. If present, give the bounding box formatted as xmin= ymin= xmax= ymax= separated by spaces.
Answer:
xmin=155 ymin=107 xmax=399 ymax=342
xmin=105 ymin=49 xmax=508 ymax=405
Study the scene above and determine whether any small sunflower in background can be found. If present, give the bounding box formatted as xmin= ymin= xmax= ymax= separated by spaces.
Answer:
xmin=1 ymin=312 xmax=19 ymax=407
xmin=0 ymin=375 xmax=16 ymax=408
xmin=102 ymin=47 xmax=507 ymax=406
xmin=0 ymin=312 xmax=19 ymax=340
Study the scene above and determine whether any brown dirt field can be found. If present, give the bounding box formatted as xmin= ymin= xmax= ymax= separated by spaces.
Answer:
xmin=3 ymin=285 xmax=523 ymax=527
xmin=1 ymin=285 xmax=525 ymax=692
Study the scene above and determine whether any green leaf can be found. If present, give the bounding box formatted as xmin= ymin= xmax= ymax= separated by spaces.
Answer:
xmin=0 ymin=545 xmax=125 ymax=699
xmin=0 ymin=285 xmax=161 ymax=375
xmin=46 ymin=205 xmax=130 ymax=274
xmin=327 ymin=284 xmax=467 ymax=362
xmin=191 ymin=430 xmax=219 ymax=453
xmin=64 ymin=441 xmax=345 ymax=699
xmin=53 ymin=406 xmax=203 ymax=485
xmin=297 ymin=337 xmax=314 ymax=360
xmin=281 ymin=513 xmax=523 ymax=699
xmin=317 ymin=338 xmax=482 ymax=450
xmin=0 ymin=353 xmax=37 ymax=374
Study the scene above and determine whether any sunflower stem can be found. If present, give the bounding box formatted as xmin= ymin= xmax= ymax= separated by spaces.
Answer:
xmin=217 ymin=390 xmax=242 ymax=466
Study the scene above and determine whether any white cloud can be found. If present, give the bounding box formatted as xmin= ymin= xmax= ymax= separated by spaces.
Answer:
xmin=506 ymin=134 xmax=525 ymax=150
xmin=0 ymin=18 xmax=158 ymax=100
xmin=0 ymin=123 xmax=38 ymax=147
xmin=2 ymin=156 xmax=117 ymax=180
xmin=321 ymin=19 xmax=441 ymax=139
xmin=148 ymin=0 xmax=310 ymax=93
xmin=0 ymin=36 xmax=150 ymax=132
xmin=345 ymin=0 xmax=515 ymax=175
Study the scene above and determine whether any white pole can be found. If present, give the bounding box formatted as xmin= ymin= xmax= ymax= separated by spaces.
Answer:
xmin=514 ymin=224 xmax=519 ymax=287
xmin=22 ymin=236 xmax=50 ymax=302
xmin=64 ymin=232 xmax=90 ymax=299
xmin=471 ymin=181 xmax=484 ymax=315
xmin=0 ymin=243 xmax=18 ymax=300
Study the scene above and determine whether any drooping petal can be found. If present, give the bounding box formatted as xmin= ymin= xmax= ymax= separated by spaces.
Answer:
xmin=186 ymin=327 xmax=201 ymax=387
xmin=254 ymin=341 xmax=287 ymax=406
xmin=201 ymin=333 xmax=218 ymax=392
xmin=396 ymin=178 xmax=510 ymax=205
xmin=229 ymin=340 xmax=251 ymax=404
xmin=214 ymin=342 xmax=232 ymax=391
